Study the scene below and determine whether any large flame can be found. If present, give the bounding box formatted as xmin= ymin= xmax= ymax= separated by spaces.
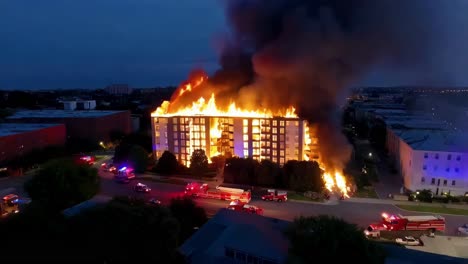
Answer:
xmin=152 ymin=74 xmax=349 ymax=197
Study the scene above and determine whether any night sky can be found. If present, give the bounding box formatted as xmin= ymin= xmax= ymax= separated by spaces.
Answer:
xmin=2 ymin=0 xmax=468 ymax=89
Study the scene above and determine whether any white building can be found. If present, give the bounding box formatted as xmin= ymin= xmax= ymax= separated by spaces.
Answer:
xmin=152 ymin=115 xmax=316 ymax=166
xmin=387 ymin=129 xmax=468 ymax=196
xmin=62 ymin=100 xmax=96 ymax=110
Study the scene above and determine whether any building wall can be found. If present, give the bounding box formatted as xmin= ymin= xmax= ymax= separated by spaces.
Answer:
xmin=7 ymin=111 xmax=131 ymax=142
xmin=0 ymin=124 xmax=66 ymax=162
xmin=399 ymin=139 xmax=468 ymax=196
xmin=152 ymin=116 xmax=308 ymax=166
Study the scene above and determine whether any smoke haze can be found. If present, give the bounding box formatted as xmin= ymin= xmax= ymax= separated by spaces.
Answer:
xmin=170 ymin=0 xmax=439 ymax=169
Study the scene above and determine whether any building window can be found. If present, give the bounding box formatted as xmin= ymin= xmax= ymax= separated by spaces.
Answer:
xmin=435 ymin=153 xmax=439 ymax=159
xmin=455 ymin=168 xmax=459 ymax=173
xmin=433 ymin=166 xmax=438 ymax=171
xmin=431 ymin=178 xmax=435 ymax=185
xmin=422 ymin=165 xmax=427 ymax=170
xmin=443 ymin=179 xmax=447 ymax=186
xmin=421 ymin=177 xmax=425 ymax=183
xmin=452 ymin=180 xmax=456 ymax=186
xmin=456 ymin=155 xmax=461 ymax=161
xmin=447 ymin=154 xmax=452 ymax=160
xmin=424 ymin=153 xmax=428 ymax=158
xmin=446 ymin=168 xmax=450 ymax=172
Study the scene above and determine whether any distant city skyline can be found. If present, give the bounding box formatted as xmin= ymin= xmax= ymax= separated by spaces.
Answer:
xmin=3 ymin=0 xmax=468 ymax=90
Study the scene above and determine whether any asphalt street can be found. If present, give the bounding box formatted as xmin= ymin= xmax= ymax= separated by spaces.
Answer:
xmin=98 ymin=170 xmax=468 ymax=235
xmin=1 ymin=161 xmax=466 ymax=236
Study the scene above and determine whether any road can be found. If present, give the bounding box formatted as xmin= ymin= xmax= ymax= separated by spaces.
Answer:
xmin=1 ymin=158 xmax=467 ymax=236
xmin=98 ymin=170 xmax=468 ymax=236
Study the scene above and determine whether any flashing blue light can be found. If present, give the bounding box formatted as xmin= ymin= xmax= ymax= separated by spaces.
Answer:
xmin=119 ymin=167 xmax=127 ymax=172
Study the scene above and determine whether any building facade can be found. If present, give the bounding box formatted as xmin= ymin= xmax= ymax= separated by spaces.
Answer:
xmin=0 ymin=123 xmax=66 ymax=163
xmin=387 ymin=129 xmax=468 ymax=196
xmin=152 ymin=115 xmax=314 ymax=166
xmin=7 ymin=110 xmax=131 ymax=142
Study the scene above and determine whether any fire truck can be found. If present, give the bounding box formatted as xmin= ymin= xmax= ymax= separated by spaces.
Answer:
xmin=184 ymin=183 xmax=251 ymax=203
xmin=365 ymin=212 xmax=445 ymax=238
xmin=1 ymin=194 xmax=20 ymax=217
xmin=261 ymin=189 xmax=287 ymax=202
xmin=227 ymin=200 xmax=263 ymax=215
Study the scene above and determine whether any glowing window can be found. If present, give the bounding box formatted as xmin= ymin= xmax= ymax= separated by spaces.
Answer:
xmin=273 ymin=135 xmax=277 ymax=141
xmin=173 ymin=118 xmax=177 ymax=124
xmin=273 ymin=120 xmax=277 ymax=126
xmin=295 ymin=121 xmax=299 ymax=126
xmin=286 ymin=121 xmax=290 ymax=126
xmin=244 ymin=142 xmax=248 ymax=148
xmin=273 ymin=128 xmax=277 ymax=134
xmin=280 ymin=150 xmax=284 ymax=157
xmin=173 ymin=133 xmax=178 ymax=139
xmin=253 ymin=142 xmax=260 ymax=148
xmin=280 ymin=128 xmax=285 ymax=134
xmin=243 ymin=127 xmax=248 ymax=133
xmin=273 ymin=143 xmax=277 ymax=149
xmin=200 ymin=118 xmax=205 ymax=124
xmin=243 ymin=119 xmax=248 ymax=126
xmin=273 ymin=150 xmax=277 ymax=156
xmin=252 ymin=119 xmax=260 ymax=126
xmin=252 ymin=127 xmax=260 ymax=134
xmin=280 ymin=121 xmax=285 ymax=126
xmin=243 ymin=150 xmax=249 ymax=156
xmin=243 ymin=135 xmax=249 ymax=141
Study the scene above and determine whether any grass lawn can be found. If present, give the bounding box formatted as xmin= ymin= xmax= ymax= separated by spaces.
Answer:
xmin=396 ymin=204 xmax=468 ymax=216
xmin=354 ymin=187 xmax=379 ymax=198
xmin=288 ymin=192 xmax=324 ymax=202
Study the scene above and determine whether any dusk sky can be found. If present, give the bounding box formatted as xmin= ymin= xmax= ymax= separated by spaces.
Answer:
xmin=2 ymin=0 xmax=468 ymax=89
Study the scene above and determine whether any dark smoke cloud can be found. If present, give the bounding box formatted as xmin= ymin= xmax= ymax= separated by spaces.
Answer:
xmin=174 ymin=0 xmax=438 ymax=169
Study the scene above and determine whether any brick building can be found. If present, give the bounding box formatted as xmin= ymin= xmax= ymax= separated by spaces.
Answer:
xmin=7 ymin=110 xmax=131 ymax=142
xmin=0 ymin=123 xmax=66 ymax=163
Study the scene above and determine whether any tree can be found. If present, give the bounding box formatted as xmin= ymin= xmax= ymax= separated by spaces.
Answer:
xmin=169 ymin=197 xmax=208 ymax=242
xmin=284 ymin=161 xmax=323 ymax=192
xmin=24 ymin=159 xmax=100 ymax=211
xmin=128 ymin=145 xmax=149 ymax=173
xmin=256 ymin=159 xmax=281 ymax=186
xmin=190 ymin=149 xmax=208 ymax=177
xmin=285 ymin=215 xmax=385 ymax=264
xmin=155 ymin=151 xmax=179 ymax=175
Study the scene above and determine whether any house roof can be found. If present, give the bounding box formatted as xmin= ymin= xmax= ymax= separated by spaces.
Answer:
xmin=7 ymin=110 xmax=126 ymax=119
xmin=0 ymin=123 xmax=63 ymax=137
xmin=180 ymin=209 xmax=290 ymax=264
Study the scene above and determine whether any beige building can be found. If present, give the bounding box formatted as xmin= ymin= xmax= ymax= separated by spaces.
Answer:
xmin=152 ymin=115 xmax=316 ymax=166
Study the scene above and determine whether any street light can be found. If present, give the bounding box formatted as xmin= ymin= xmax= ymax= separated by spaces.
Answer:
xmin=368 ymin=152 xmax=372 ymax=157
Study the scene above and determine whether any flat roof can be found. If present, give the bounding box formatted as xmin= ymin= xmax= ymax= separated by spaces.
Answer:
xmin=393 ymin=129 xmax=468 ymax=152
xmin=7 ymin=110 xmax=126 ymax=119
xmin=0 ymin=123 xmax=63 ymax=137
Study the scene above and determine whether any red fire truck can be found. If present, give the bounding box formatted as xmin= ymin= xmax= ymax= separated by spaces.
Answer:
xmin=1 ymin=194 xmax=20 ymax=217
xmin=184 ymin=183 xmax=251 ymax=203
xmin=227 ymin=200 xmax=263 ymax=215
xmin=261 ymin=189 xmax=287 ymax=202
xmin=365 ymin=212 xmax=445 ymax=238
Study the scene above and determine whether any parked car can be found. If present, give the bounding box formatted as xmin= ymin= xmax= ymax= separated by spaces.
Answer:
xmin=148 ymin=197 xmax=162 ymax=205
xmin=395 ymin=236 xmax=421 ymax=246
xmin=261 ymin=189 xmax=287 ymax=202
xmin=134 ymin=183 xmax=151 ymax=193
xmin=457 ymin=224 xmax=468 ymax=235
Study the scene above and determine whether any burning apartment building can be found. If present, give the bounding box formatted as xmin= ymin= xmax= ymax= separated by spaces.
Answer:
xmin=152 ymin=113 xmax=318 ymax=167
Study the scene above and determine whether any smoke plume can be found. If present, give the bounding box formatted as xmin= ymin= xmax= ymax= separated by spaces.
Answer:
xmin=172 ymin=0 xmax=436 ymax=169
